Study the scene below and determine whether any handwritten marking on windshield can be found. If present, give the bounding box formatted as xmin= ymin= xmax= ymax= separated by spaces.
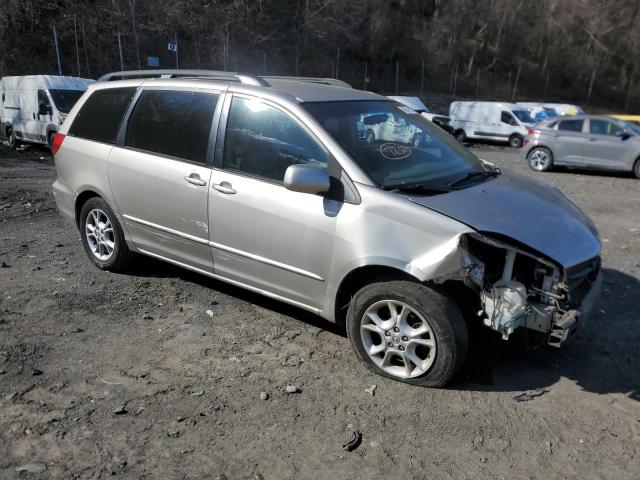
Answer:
xmin=380 ymin=143 xmax=413 ymax=160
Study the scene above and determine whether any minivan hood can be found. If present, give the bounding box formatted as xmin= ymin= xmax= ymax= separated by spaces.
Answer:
xmin=404 ymin=169 xmax=601 ymax=268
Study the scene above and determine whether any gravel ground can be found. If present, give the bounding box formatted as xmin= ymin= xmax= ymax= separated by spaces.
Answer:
xmin=1 ymin=143 xmax=639 ymax=479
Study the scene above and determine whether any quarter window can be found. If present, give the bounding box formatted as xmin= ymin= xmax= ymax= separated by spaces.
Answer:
xmin=125 ymin=90 xmax=218 ymax=164
xmin=223 ymin=97 xmax=328 ymax=182
xmin=589 ymin=119 xmax=623 ymax=136
xmin=69 ymin=87 xmax=136 ymax=143
xmin=558 ymin=119 xmax=584 ymax=132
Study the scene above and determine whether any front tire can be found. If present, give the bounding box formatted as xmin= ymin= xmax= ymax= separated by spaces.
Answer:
xmin=528 ymin=146 xmax=554 ymax=172
xmin=346 ymin=279 xmax=468 ymax=387
xmin=454 ymin=129 xmax=466 ymax=143
xmin=7 ymin=128 xmax=19 ymax=150
xmin=79 ymin=197 xmax=133 ymax=272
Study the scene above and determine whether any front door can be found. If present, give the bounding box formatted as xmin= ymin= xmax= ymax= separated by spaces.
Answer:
xmin=584 ymin=118 xmax=631 ymax=170
xmin=209 ymin=95 xmax=337 ymax=311
xmin=107 ymin=88 xmax=220 ymax=271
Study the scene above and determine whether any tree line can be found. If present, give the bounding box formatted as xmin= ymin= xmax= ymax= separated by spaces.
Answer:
xmin=1 ymin=0 xmax=639 ymax=111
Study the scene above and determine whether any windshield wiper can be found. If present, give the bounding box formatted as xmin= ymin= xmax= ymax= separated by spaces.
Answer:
xmin=382 ymin=182 xmax=451 ymax=194
xmin=447 ymin=167 xmax=501 ymax=188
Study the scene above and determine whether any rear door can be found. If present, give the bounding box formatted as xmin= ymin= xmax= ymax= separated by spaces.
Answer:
xmin=107 ymin=87 xmax=221 ymax=272
xmin=208 ymin=94 xmax=338 ymax=311
xmin=584 ymin=118 xmax=631 ymax=170
xmin=553 ymin=118 xmax=586 ymax=165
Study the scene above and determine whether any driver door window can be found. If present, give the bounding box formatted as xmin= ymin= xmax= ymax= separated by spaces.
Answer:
xmin=501 ymin=111 xmax=518 ymax=126
xmin=223 ymin=97 xmax=328 ymax=182
xmin=37 ymin=90 xmax=51 ymax=116
xmin=589 ymin=119 xmax=623 ymax=136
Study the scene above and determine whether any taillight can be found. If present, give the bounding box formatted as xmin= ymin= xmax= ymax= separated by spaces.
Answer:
xmin=51 ymin=133 xmax=65 ymax=155
xmin=527 ymin=129 xmax=541 ymax=136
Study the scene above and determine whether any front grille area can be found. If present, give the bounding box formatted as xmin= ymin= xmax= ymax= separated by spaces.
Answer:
xmin=565 ymin=256 xmax=601 ymax=307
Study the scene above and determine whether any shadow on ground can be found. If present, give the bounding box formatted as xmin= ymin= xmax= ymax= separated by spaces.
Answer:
xmin=125 ymin=257 xmax=640 ymax=399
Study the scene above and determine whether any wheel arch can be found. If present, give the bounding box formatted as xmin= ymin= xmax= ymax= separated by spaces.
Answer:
xmin=333 ymin=264 xmax=421 ymax=326
xmin=74 ymin=190 xmax=102 ymax=227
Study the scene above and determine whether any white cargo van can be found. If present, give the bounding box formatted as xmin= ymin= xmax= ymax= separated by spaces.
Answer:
xmin=449 ymin=101 xmax=535 ymax=148
xmin=0 ymin=75 xmax=94 ymax=148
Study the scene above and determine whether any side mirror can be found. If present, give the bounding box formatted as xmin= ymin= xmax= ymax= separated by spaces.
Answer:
xmin=620 ymin=129 xmax=632 ymax=140
xmin=284 ymin=164 xmax=330 ymax=195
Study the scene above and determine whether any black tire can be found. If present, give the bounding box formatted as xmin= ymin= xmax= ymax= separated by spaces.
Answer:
xmin=79 ymin=197 xmax=134 ymax=272
xmin=634 ymin=158 xmax=640 ymax=179
xmin=47 ymin=131 xmax=56 ymax=148
xmin=509 ymin=134 xmax=523 ymax=148
xmin=527 ymin=146 xmax=554 ymax=172
xmin=346 ymin=279 xmax=469 ymax=388
xmin=7 ymin=128 xmax=19 ymax=150
xmin=365 ymin=130 xmax=375 ymax=144
xmin=454 ymin=129 xmax=466 ymax=143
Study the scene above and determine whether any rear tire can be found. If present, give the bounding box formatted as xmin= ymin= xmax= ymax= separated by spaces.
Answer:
xmin=454 ymin=129 xmax=466 ymax=143
xmin=527 ymin=146 xmax=554 ymax=172
xmin=509 ymin=134 xmax=523 ymax=148
xmin=346 ymin=279 xmax=468 ymax=388
xmin=79 ymin=197 xmax=134 ymax=272
xmin=634 ymin=158 xmax=640 ymax=179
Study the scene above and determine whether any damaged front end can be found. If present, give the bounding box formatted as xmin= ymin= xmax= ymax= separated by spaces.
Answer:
xmin=433 ymin=233 xmax=603 ymax=347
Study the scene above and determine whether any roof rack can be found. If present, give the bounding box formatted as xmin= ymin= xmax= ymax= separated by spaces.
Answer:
xmin=263 ymin=76 xmax=352 ymax=88
xmin=97 ymin=69 xmax=269 ymax=87
xmin=97 ymin=70 xmax=353 ymax=89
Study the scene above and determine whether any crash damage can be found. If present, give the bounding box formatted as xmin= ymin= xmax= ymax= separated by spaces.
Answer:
xmin=421 ymin=233 xmax=603 ymax=347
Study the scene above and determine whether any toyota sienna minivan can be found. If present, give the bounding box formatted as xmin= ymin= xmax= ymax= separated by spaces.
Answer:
xmin=51 ymin=70 xmax=602 ymax=387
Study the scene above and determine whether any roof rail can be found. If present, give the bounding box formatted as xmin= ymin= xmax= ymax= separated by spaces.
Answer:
xmin=97 ymin=69 xmax=269 ymax=87
xmin=263 ymin=76 xmax=352 ymax=88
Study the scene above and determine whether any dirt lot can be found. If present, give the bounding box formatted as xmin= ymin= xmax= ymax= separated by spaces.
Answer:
xmin=1 ymin=143 xmax=639 ymax=479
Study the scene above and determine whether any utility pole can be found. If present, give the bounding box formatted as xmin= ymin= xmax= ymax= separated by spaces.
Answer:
xmin=335 ymin=48 xmax=340 ymax=79
xmin=53 ymin=26 xmax=62 ymax=75
xmin=112 ymin=0 xmax=124 ymax=71
xmin=174 ymin=32 xmax=179 ymax=69
xmin=74 ymin=16 xmax=81 ymax=76
xmin=82 ymin=17 xmax=90 ymax=77
xmin=363 ymin=61 xmax=368 ymax=90
xmin=586 ymin=67 xmax=597 ymax=106
xmin=128 ymin=0 xmax=141 ymax=70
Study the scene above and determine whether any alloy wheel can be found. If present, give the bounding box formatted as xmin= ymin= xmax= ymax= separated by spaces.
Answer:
xmin=529 ymin=149 xmax=550 ymax=171
xmin=85 ymin=208 xmax=115 ymax=261
xmin=360 ymin=300 xmax=437 ymax=379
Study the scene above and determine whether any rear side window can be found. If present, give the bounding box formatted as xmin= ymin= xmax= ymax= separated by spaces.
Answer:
xmin=558 ymin=119 xmax=584 ymax=132
xmin=125 ymin=90 xmax=218 ymax=164
xmin=69 ymin=88 xmax=136 ymax=143
xmin=223 ymin=96 xmax=328 ymax=182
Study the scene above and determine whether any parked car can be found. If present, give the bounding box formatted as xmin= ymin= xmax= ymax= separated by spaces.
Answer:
xmin=52 ymin=70 xmax=602 ymax=387
xmin=517 ymin=102 xmax=558 ymax=122
xmin=449 ymin=101 xmax=535 ymax=148
xmin=361 ymin=110 xmax=424 ymax=146
xmin=524 ymin=115 xmax=640 ymax=178
xmin=543 ymin=103 xmax=584 ymax=116
xmin=0 ymin=75 xmax=94 ymax=148
xmin=387 ymin=96 xmax=453 ymax=134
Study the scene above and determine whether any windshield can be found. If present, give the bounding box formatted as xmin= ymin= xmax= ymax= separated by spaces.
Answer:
xmin=512 ymin=109 xmax=535 ymax=124
xmin=302 ymin=100 xmax=488 ymax=190
xmin=49 ymin=89 xmax=85 ymax=113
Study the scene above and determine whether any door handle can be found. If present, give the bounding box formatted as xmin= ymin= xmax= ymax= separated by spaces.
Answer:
xmin=212 ymin=182 xmax=237 ymax=195
xmin=184 ymin=173 xmax=206 ymax=186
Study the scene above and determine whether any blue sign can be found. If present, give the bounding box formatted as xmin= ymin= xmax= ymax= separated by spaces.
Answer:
xmin=147 ymin=56 xmax=160 ymax=67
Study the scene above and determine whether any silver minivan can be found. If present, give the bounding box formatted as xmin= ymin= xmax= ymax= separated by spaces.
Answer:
xmin=52 ymin=71 xmax=602 ymax=387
